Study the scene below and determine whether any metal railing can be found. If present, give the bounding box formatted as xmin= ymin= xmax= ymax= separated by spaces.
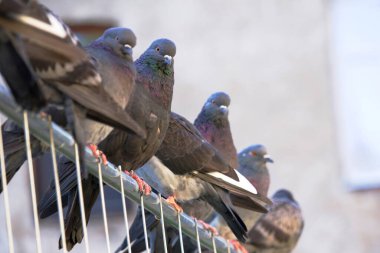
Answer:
xmin=0 ymin=90 xmax=238 ymax=253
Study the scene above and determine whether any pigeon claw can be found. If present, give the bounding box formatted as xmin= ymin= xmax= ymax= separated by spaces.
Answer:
xmin=87 ymin=144 xmax=108 ymax=165
xmin=125 ymin=170 xmax=151 ymax=195
xmin=166 ymin=196 xmax=183 ymax=213
xmin=198 ymin=220 xmax=218 ymax=236
xmin=230 ymin=240 xmax=248 ymax=253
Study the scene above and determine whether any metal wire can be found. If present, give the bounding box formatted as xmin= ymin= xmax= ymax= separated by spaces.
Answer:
xmin=0 ymin=117 xmax=14 ymax=253
xmin=48 ymin=117 xmax=67 ymax=253
xmin=140 ymin=195 xmax=150 ymax=253
xmin=177 ymin=213 xmax=185 ymax=253
xmin=194 ymin=218 xmax=202 ymax=253
xmin=118 ymin=166 xmax=131 ymax=253
xmin=73 ymin=143 xmax=90 ymax=253
xmin=158 ymin=193 xmax=168 ymax=253
xmin=212 ymin=236 xmax=217 ymax=253
xmin=23 ymin=111 xmax=43 ymax=253
xmin=0 ymin=92 xmax=238 ymax=253
xmin=98 ymin=162 xmax=111 ymax=253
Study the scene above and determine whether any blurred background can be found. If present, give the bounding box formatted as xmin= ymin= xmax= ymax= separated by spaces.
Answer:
xmin=1 ymin=0 xmax=380 ymax=252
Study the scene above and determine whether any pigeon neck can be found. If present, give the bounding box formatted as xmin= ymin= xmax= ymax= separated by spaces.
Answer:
xmin=195 ymin=116 xmax=238 ymax=168
xmin=238 ymin=163 xmax=270 ymax=196
xmin=135 ymin=58 xmax=174 ymax=110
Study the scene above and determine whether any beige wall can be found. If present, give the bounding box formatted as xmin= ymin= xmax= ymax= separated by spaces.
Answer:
xmin=1 ymin=0 xmax=380 ymax=252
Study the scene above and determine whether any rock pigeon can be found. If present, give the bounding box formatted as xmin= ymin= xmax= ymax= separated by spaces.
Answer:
xmin=194 ymin=91 xmax=238 ymax=168
xmin=0 ymin=1 xmax=146 ymax=175
xmin=210 ymin=144 xmax=274 ymax=240
xmin=243 ymin=189 xmax=304 ymax=253
xmin=116 ymin=112 xmax=271 ymax=252
xmin=181 ymin=91 xmax=238 ymax=221
xmin=38 ymin=38 xmax=176 ymax=251
xmin=0 ymin=26 xmax=142 ymax=192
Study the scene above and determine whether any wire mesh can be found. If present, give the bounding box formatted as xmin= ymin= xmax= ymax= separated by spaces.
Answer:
xmin=0 ymin=91 xmax=238 ymax=253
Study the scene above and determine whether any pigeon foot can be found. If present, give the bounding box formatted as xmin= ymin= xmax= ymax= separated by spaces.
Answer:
xmin=87 ymin=144 xmax=108 ymax=165
xmin=166 ymin=196 xmax=183 ymax=213
xmin=124 ymin=170 xmax=152 ymax=195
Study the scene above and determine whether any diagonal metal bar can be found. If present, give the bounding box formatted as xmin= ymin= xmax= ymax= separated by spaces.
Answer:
xmin=118 ymin=166 xmax=132 ymax=253
xmin=194 ymin=218 xmax=202 ymax=253
xmin=140 ymin=195 xmax=150 ymax=253
xmin=177 ymin=213 xmax=185 ymax=253
xmin=98 ymin=162 xmax=111 ymax=253
xmin=48 ymin=117 xmax=67 ymax=253
xmin=23 ymin=111 xmax=43 ymax=253
xmin=73 ymin=143 xmax=90 ymax=253
xmin=0 ymin=117 xmax=15 ymax=253
xmin=158 ymin=194 xmax=168 ymax=253
xmin=212 ymin=236 xmax=217 ymax=253
xmin=0 ymin=91 xmax=238 ymax=253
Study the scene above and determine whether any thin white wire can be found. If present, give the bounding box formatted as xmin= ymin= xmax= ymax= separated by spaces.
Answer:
xmin=98 ymin=162 xmax=111 ymax=253
xmin=212 ymin=236 xmax=217 ymax=253
xmin=194 ymin=218 xmax=201 ymax=253
xmin=177 ymin=214 xmax=184 ymax=253
xmin=158 ymin=194 xmax=168 ymax=253
xmin=0 ymin=117 xmax=14 ymax=253
xmin=140 ymin=195 xmax=150 ymax=253
xmin=48 ymin=117 xmax=67 ymax=253
xmin=23 ymin=111 xmax=43 ymax=253
xmin=118 ymin=166 xmax=131 ymax=253
xmin=227 ymin=240 xmax=231 ymax=253
xmin=73 ymin=143 xmax=90 ymax=253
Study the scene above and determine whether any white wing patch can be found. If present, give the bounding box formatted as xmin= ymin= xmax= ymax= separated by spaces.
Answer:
xmin=206 ymin=170 xmax=258 ymax=194
xmin=15 ymin=13 xmax=67 ymax=39
xmin=36 ymin=62 xmax=74 ymax=79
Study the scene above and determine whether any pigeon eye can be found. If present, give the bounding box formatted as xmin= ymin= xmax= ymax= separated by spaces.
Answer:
xmin=250 ymin=151 xmax=257 ymax=157
xmin=156 ymin=47 xmax=160 ymax=52
xmin=211 ymin=100 xmax=216 ymax=104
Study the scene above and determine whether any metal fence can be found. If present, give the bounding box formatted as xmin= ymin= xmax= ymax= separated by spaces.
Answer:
xmin=0 ymin=90 xmax=238 ymax=253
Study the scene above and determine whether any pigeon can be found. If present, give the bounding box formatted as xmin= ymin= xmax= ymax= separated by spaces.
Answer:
xmin=180 ymin=91 xmax=238 ymax=220
xmin=115 ymin=112 xmax=271 ymax=252
xmin=0 ymin=26 xmax=142 ymax=192
xmin=0 ymin=1 xmax=146 ymax=176
xmin=210 ymin=144 xmax=274 ymax=240
xmin=194 ymin=91 xmax=238 ymax=168
xmin=38 ymin=38 xmax=176 ymax=251
xmin=171 ymin=95 xmax=271 ymax=253
xmin=243 ymin=189 xmax=304 ymax=253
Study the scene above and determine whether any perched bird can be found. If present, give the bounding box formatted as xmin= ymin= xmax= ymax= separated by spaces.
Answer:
xmin=210 ymin=144 xmax=274 ymax=240
xmin=194 ymin=91 xmax=238 ymax=168
xmin=39 ymin=38 xmax=176 ymax=251
xmin=181 ymin=91 xmax=238 ymax=220
xmin=0 ymin=1 xmax=145 ymax=175
xmin=115 ymin=112 xmax=270 ymax=252
xmin=244 ymin=189 xmax=304 ymax=253
xmin=0 ymin=26 xmax=141 ymax=191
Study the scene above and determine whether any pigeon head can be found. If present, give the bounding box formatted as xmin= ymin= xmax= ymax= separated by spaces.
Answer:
xmin=98 ymin=27 xmax=136 ymax=58
xmin=137 ymin=38 xmax=176 ymax=75
xmin=201 ymin=92 xmax=231 ymax=120
xmin=238 ymin=144 xmax=272 ymax=196
xmin=272 ymin=189 xmax=296 ymax=203
xmin=239 ymin=144 xmax=274 ymax=167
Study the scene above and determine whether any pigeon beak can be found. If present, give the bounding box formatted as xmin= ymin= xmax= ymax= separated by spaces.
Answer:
xmin=219 ymin=105 xmax=229 ymax=115
xmin=164 ymin=55 xmax=173 ymax=65
xmin=264 ymin=154 xmax=274 ymax=163
xmin=122 ymin=44 xmax=133 ymax=56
